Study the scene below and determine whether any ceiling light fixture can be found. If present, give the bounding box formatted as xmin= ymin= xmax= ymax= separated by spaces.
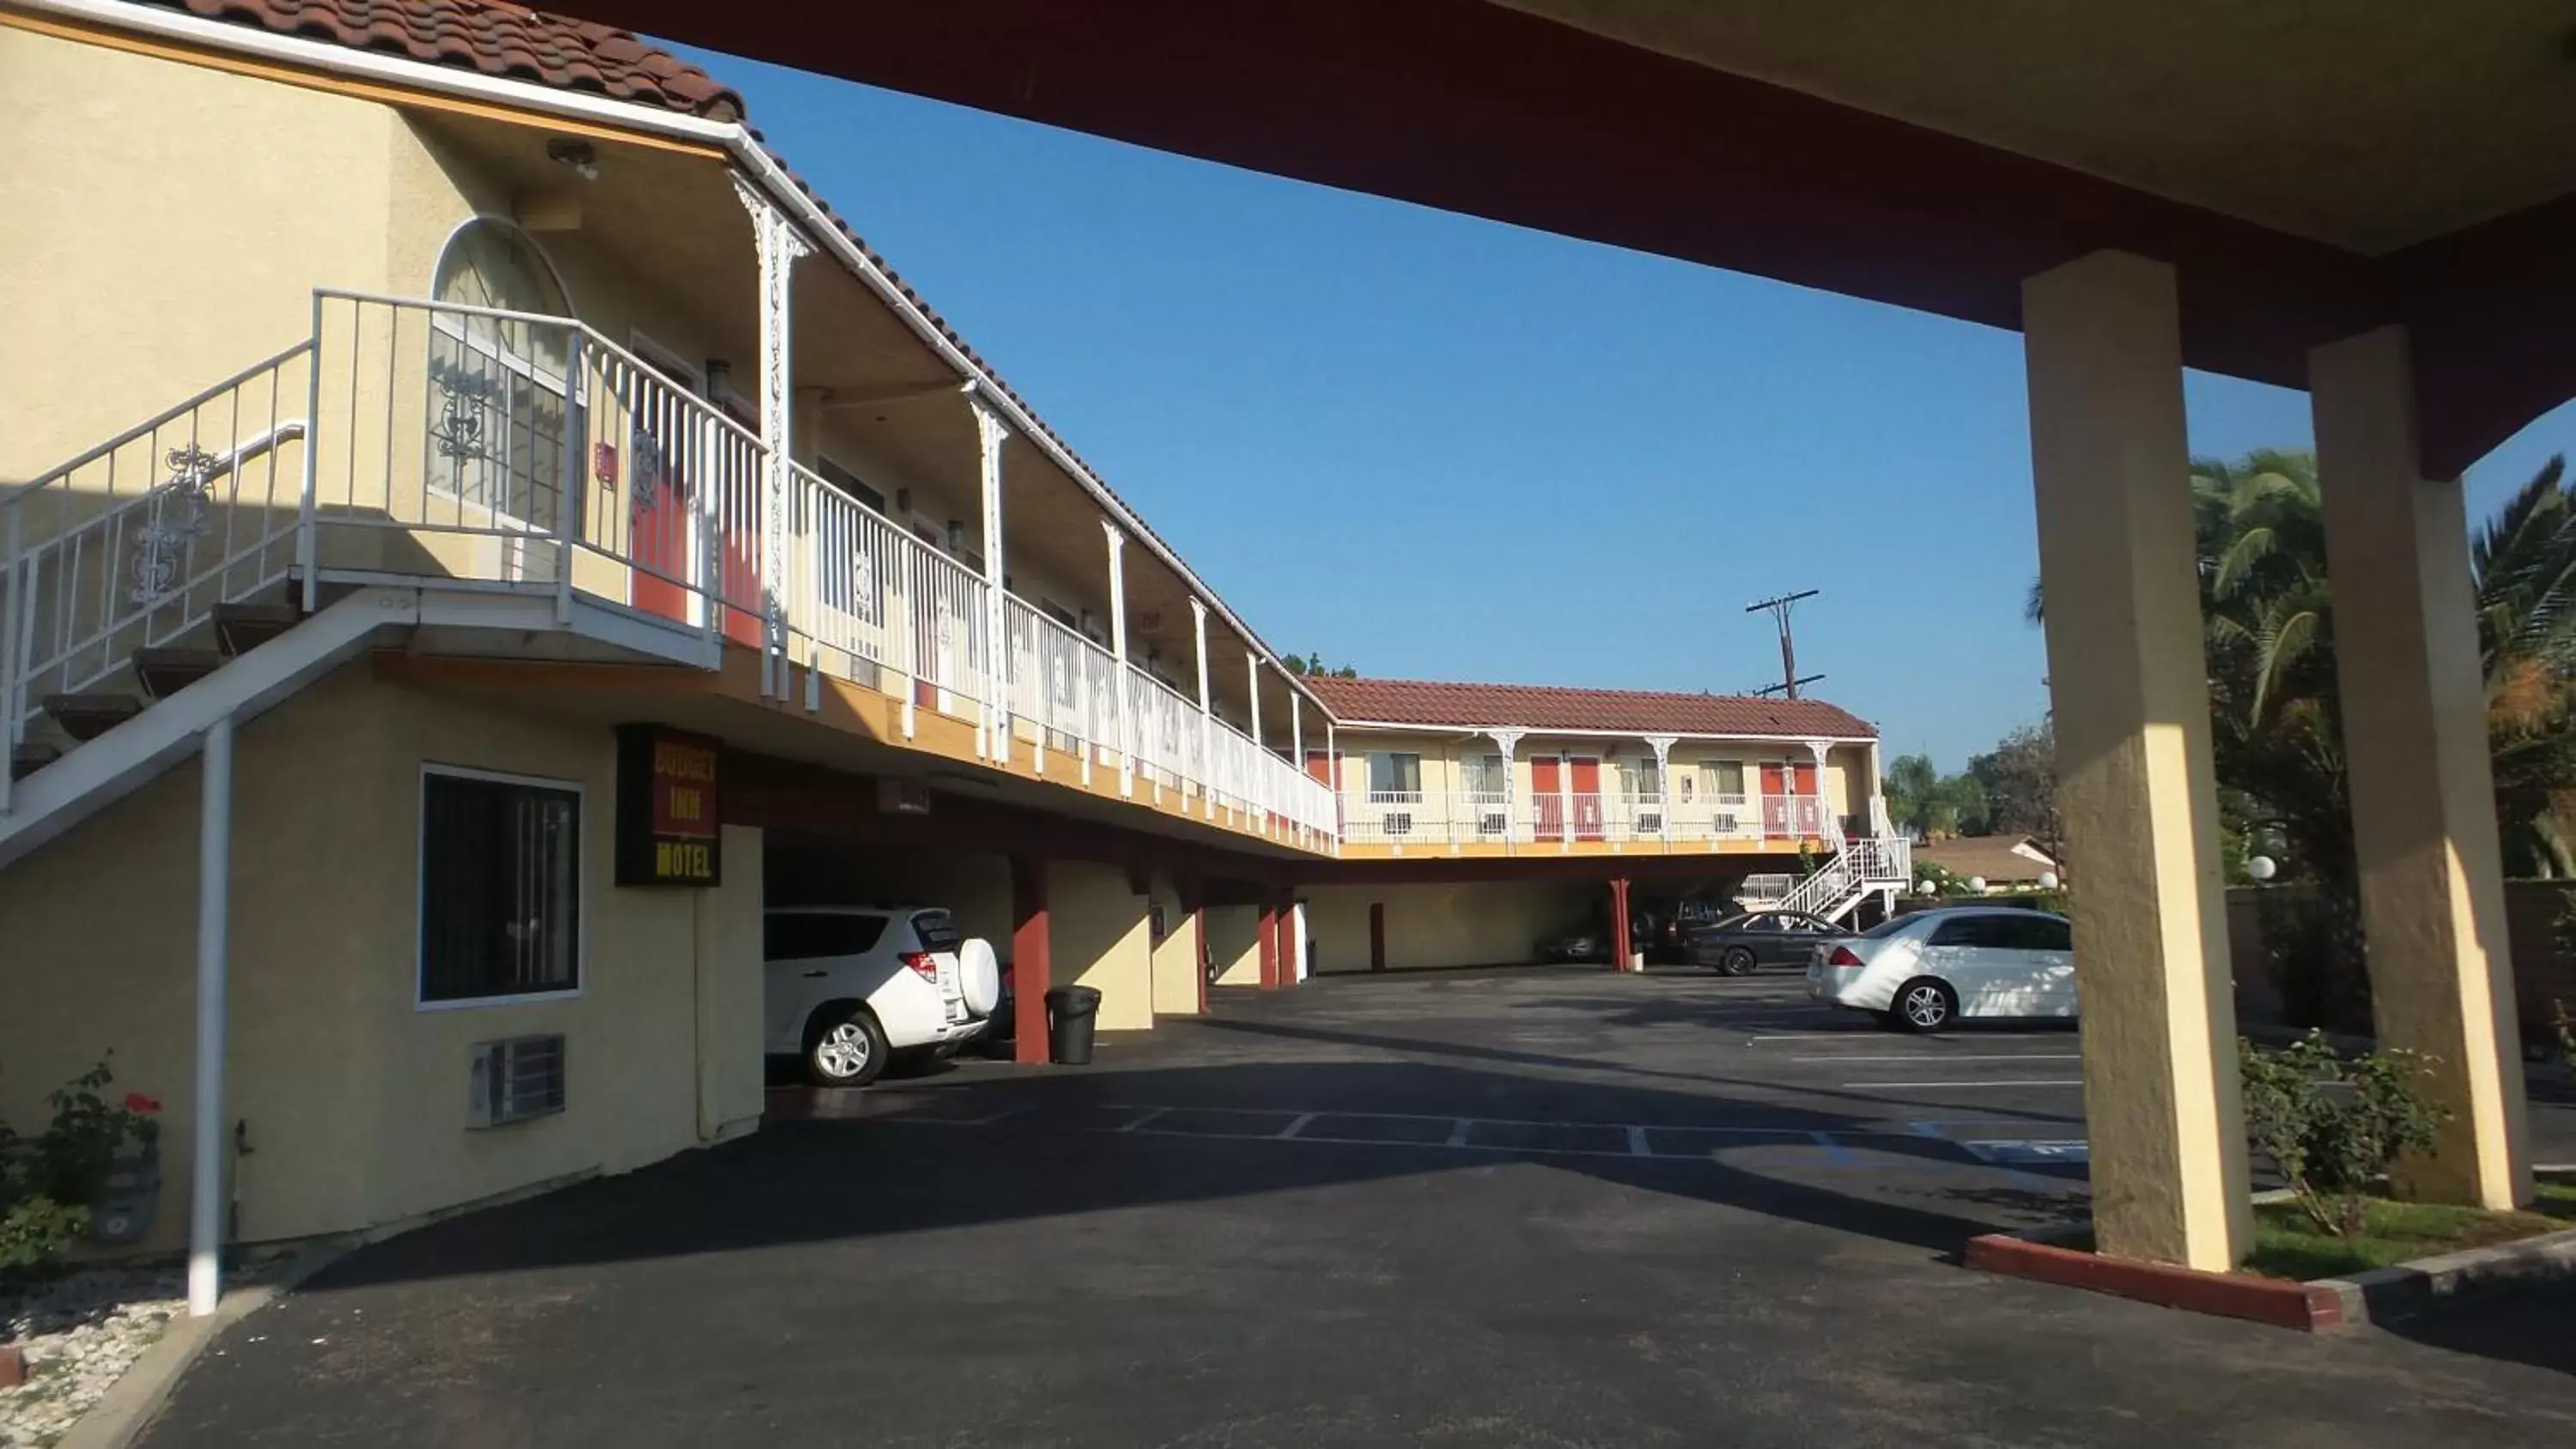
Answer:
xmin=546 ymin=138 xmax=599 ymax=181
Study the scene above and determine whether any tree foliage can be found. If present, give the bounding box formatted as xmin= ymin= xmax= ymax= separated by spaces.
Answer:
xmin=1882 ymin=751 xmax=1989 ymax=839
xmin=1285 ymin=652 xmax=1358 ymax=679
xmin=1968 ymin=723 xmax=2059 ymax=845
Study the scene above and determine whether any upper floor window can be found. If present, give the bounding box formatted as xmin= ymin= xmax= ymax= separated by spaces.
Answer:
xmin=1702 ymin=760 xmax=1747 ymax=804
xmin=1460 ymin=753 xmax=1508 ymax=797
xmin=1368 ymin=751 xmax=1423 ymax=802
xmin=428 ymin=219 xmax=574 ymax=529
xmin=1618 ymin=755 xmax=1661 ymax=801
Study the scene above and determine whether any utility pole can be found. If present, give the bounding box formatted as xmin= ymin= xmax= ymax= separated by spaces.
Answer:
xmin=1746 ymin=589 xmax=1820 ymax=700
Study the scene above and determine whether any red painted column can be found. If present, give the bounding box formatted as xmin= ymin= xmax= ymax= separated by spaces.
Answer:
xmin=1610 ymin=877 xmax=1632 ymax=973
xmin=1182 ymin=876 xmax=1208 ymax=1016
xmin=1257 ymin=895 xmax=1280 ymax=990
xmin=1369 ymin=900 xmax=1387 ymax=973
xmin=1011 ymin=856 xmax=1052 ymax=1064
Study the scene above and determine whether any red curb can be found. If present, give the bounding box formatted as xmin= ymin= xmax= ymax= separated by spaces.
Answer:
xmin=1967 ymin=1232 xmax=2343 ymax=1331
xmin=0 ymin=1343 xmax=23 ymax=1388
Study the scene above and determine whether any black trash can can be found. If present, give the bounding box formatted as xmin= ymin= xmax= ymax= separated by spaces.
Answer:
xmin=1044 ymin=985 xmax=1103 ymax=1065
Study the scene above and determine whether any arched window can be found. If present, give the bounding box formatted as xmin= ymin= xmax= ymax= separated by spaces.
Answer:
xmin=426 ymin=219 xmax=575 ymax=537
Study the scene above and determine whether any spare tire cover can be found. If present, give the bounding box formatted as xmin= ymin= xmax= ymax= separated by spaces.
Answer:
xmin=960 ymin=937 xmax=1002 ymax=1018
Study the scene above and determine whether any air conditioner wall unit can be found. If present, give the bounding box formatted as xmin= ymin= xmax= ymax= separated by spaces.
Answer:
xmin=469 ymin=1034 xmax=567 ymax=1129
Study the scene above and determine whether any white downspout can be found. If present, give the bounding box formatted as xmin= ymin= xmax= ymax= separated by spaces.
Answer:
xmin=189 ymin=714 xmax=234 ymax=1318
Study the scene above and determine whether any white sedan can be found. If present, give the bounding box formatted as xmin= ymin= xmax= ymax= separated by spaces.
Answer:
xmin=1807 ymin=906 xmax=2076 ymax=1033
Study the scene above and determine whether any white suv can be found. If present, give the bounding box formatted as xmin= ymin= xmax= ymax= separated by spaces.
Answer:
xmin=764 ymin=906 xmax=1001 ymax=1085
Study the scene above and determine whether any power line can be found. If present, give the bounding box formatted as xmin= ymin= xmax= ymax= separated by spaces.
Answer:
xmin=1745 ymin=589 xmax=1820 ymax=700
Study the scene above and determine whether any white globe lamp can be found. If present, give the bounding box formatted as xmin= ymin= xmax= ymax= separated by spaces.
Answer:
xmin=1967 ymin=876 xmax=1987 ymax=894
xmin=2038 ymin=870 xmax=2060 ymax=890
xmin=2248 ymin=854 xmax=2278 ymax=882
xmin=1917 ymin=879 xmax=1936 ymax=897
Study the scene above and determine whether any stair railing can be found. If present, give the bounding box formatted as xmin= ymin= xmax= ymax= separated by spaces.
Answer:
xmin=2 ymin=343 xmax=315 ymax=809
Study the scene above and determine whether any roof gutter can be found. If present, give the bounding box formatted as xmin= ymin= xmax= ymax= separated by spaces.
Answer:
xmin=23 ymin=0 xmax=1333 ymax=718
xmin=1325 ymin=718 xmax=1879 ymax=745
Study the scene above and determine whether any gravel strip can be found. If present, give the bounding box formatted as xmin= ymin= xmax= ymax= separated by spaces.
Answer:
xmin=2 ymin=1254 xmax=290 ymax=1449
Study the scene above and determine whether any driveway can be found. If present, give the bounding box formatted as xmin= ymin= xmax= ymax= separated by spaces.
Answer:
xmin=143 ymin=969 xmax=2576 ymax=1446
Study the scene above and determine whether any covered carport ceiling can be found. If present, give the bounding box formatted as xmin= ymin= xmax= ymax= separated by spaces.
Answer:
xmin=550 ymin=0 xmax=2576 ymax=476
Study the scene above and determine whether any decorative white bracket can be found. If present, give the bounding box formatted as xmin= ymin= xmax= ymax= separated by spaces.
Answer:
xmin=732 ymin=175 xmax=811 ymax=700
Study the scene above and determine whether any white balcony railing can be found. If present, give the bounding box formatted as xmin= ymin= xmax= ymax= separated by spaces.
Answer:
xmin=3 ymin=289 xmax=1338 ymax=841
xmin=1338 ymin=790 xmax=1838 ymax=848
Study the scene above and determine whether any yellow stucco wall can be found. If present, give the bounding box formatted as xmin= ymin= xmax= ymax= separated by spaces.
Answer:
xmin=0 ymin=664 xmax=765 ymax=1251
xmin=0 ymin=25 xmax=401 ymax=482
xmin=1206 ymin=905 xmax=1264 ymax=988
xmin=1048 ymin=860 xmax=1153 ymax=1031
xmin=1302 ymin=881 xmax=1598 ymax=973
xmin=1146 ymin=872 xmax=1203 ymax=1016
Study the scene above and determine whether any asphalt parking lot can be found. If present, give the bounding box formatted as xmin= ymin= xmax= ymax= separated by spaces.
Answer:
xmin=142 ymin=967 xmax=2576 ymax=1447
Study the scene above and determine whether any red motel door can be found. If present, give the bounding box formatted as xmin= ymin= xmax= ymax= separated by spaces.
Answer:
xmin=1570 ymin=756 xmax=1605 ymax=841
xmin=1532 ymin=756 xmax=1565 ymax=841
xmin=1760 ymin=763 xmax=1790 ymax=837
xmin=1306 ymin=751 xmax=1344 ymax=830
xmin=628 ymin=423 xmax=693 ymax=624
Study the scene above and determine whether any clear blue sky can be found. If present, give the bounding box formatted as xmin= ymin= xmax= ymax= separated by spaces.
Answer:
xmin=678 ymin=44 xmax=2576 ymax=773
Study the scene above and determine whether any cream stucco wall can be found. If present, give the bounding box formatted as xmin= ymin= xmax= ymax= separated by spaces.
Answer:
xmin=0 ymin=664 xmax=766 ymax=1252
xmin=1303 ymin=880 xmax=1598 ymax=973
xmin=1048 ymin=860 xmax=1153 ymax=1031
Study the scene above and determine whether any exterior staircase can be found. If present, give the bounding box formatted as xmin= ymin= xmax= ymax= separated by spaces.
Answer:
xmin=1776 ymin=836 xmax=1915 ymax=925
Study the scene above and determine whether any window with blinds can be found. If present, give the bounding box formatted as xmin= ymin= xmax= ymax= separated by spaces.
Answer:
xmin=419 ymin=769 xmax=582 ymax=1004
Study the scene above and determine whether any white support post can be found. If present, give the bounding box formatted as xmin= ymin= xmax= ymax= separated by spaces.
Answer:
xmin=1104 ymin=522 xmax=1132 ymax=797
xmin=1646 ymin=735 xmax=1676 ymax=852
xmin=1485 ymin=729 xmax=1524 ymax=847
xmin=1246 ymin=652 xmax=1264 ymax=830
xmin=1291 ymin=694 xmax=1304 ymax=833
xmin=1325 ymin=718 xmax=1339 ymax=846
xmin=732 ymin=175 xmax=811 ymax=700
xmin=189 ymin=714 xmax=235 ymax=1319
xmin=1190 ymin=600 xmax=1214 ymax=817
xmin=969 ymin=387 xmax=1011 ymax=763
xmin=1808 ymin=740 xmax=1839 ymax=846
xmin=1555 ymin=750 xmax=1573 ymax=847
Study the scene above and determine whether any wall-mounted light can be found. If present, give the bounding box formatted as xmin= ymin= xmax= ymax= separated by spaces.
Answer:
xmin=546 ymin=138 xmax=599 ymax=181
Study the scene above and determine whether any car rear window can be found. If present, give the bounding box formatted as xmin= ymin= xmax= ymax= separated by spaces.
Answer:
xmin=1928 ymin=914 xmax=2021 ymax=949
xmin=1857 ymin=912 xmax=1918 ymax=939
xmin=910 ymin=910 xmax=963 ymax=952
xmin=764 ymin=912 xmax=889 ymax=961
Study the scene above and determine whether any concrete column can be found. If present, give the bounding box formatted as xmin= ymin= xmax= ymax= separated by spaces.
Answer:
xmin=2023 ymin=249 xmax=2251 ymax=1270
xmin=1182 ymin=876 xmax=1209 ymax=1016
xmin=1011 ymin=855 xmax=1052 ymax=1066
xmin=1103 ymin=523 xmax=1133 ymax=797
xmin=2312 ymin=325 xmax=2531 ymax=1208
xmin=969 ymin=388 xmax=1012 ymax=763
xmin=1277 ymin=888 xmax=1301 ymax=985
xmin=1807 ymin=741 xmax=1839 ymax=846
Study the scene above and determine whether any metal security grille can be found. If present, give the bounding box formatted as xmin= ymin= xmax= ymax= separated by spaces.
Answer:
xmin=420 ymin=771 xmax=580 ymax=1003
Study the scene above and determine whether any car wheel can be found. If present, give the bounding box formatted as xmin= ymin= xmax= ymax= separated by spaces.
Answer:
xmin=805 ymin=1003 xmax=889 ymax=1087
xmin=1721 ymin=946 xmax=1759 ymax=977
xmin=1894 ymin=978 xmax=1959 ymax=1034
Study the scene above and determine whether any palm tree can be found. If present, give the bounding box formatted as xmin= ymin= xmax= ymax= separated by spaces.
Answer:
xmin=2026 ymin=452 xmax=2576 ymax=1018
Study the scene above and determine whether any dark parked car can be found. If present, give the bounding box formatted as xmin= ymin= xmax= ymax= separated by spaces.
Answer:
xmin=1686 ymin=910 xmax=1844 ymax=975
xmin=1632 ymin=893 xmax=1743 ymax=963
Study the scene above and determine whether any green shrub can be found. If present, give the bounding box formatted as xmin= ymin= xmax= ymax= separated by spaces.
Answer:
xmin=2238 ymin=1031 xmax=2445 ymax=1239
xmin=0 ymin=1056 xmax=161 ymax=1285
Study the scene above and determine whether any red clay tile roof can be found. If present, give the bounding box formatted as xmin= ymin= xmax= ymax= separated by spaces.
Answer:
xmin=1302 ymin=676 xmax=1876 ymax=738
xmin=142 ymin=0 xmax=746 ymax=120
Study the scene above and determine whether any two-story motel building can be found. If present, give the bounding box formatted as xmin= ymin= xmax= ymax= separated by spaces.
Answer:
xmin=0 ymin=0 xmax=1900 ymax=1282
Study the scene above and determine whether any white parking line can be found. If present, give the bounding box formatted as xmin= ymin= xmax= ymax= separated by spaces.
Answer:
xmin=1277 ymin=1113 xmax=1316 ymax=1140
xmin=1116 ymin=1107 xmax=1170 ymax=1132
xmin=1626 ymin=1125 xmax=1650 ymax=1157
xmin=1445 ymin=1119 xmax=1473 ymax=1148
xmin=1792 ymin=1054 xmax=2081 ymax=1064
xmin=1845 ymin=1079 xmax=2084 ymax=1089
